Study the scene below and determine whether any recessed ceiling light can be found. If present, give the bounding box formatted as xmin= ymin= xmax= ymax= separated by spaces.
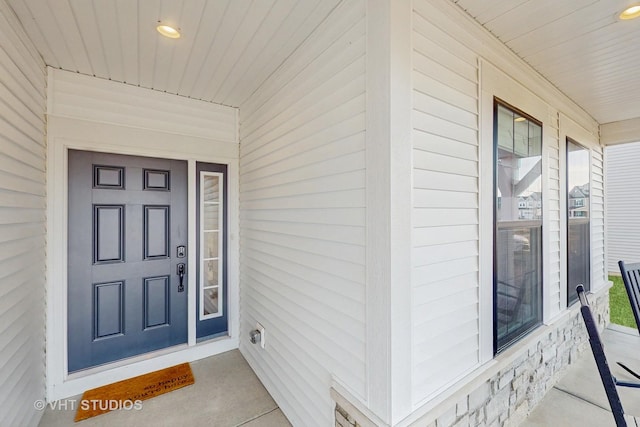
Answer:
xmin=514 ymin=116 xmax=526 ymax=122
xmin=619 ymin=4 xmax=640 ymax=20
xmin=157 ymin=24 xmax=181 ymax=39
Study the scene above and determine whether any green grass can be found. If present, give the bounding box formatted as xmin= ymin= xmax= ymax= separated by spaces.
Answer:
xmin=609 ymin=275 xmax=637 ymax=328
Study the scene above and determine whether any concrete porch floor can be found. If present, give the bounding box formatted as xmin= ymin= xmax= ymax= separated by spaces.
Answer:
xmin=521 ymin=324 xmax=640 ymax=427
xmin=37 ymin=326 xmax=640 ymax=427
xmin=39 ymin=350 xmax=292 ymax=427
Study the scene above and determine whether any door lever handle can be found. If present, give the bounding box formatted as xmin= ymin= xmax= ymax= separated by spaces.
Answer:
xmin=177 ymin=263 xmax=185 ymax=292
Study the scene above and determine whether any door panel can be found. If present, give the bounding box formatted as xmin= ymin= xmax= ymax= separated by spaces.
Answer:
xmin=144 ymin=205 xmax=170 ymax=259
xmin=94 ymin=205 xmax=124 ymax=262
xmin=68 ymin=150 xmax=188 ymax=372
xmin=94 ymin=281 xmax=124 ymax=338
xmin=143 ymin=276 xmax=170 ymax=328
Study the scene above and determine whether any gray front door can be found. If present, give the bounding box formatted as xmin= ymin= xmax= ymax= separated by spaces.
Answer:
xmin=67 ymin=150 xmax=188 ymax=373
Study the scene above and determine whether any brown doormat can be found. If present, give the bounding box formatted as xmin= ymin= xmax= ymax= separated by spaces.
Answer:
xmin=74 ymin=363 xmax=194 ymax=422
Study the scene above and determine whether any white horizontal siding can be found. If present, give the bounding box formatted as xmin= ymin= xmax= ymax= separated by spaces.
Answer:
xmin=238 ymin=1 xmax=366 ymax=426
xmin=411 ymin=2 xmax=481 ymax=405
xmin=0 ymin=1 xmax=46 ymax=425
xmin=604 ymin=143 xmax=640 ymax=273
xmin=546 ymin=119 xmax=562 ymax=318
xmin=591 ymin=147 xmax=606 ymax=287
xmin=48 ymin=68 xmax=237 ymax=143
xmin=410 ymin=0 xmax=604 ymax=410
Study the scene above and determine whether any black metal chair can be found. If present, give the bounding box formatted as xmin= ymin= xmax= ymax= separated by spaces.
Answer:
xmin=618 ymin=261 xmax=640 ymax=335
xmin=577 ymin=284 xmax=640 ymax=427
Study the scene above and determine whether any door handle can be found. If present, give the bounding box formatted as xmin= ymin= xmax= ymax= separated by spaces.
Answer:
xmin=177 ymin=263 xmax=185 ymax=292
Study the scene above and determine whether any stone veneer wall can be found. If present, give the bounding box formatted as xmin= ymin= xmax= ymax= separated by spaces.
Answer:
xmin=336 ymin=404 xmax=362 ymax=427
xmin=334 ymin=292 xmax=609 ymax=427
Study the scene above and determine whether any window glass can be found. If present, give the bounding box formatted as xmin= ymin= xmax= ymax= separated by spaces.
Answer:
xmin=567 ymin=139 xmax=590 ymax=304
xmin=200 ymin=172 xmax=223 ymax=319
xmin=494 ymin=101 xmax=543 ymax=353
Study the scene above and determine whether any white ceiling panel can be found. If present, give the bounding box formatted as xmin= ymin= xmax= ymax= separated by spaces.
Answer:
xmin=8 ymin=0 xmax=341 ymax=108
xmin=452 ymin=0 xmax=640 ymax=124
xmin=7 ymin=0 xmax=640 ymax=124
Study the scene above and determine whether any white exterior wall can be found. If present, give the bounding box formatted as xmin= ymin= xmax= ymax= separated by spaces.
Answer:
xmin=46 ymin=69 xmax=240 ymax=400
xmin=546 ymin=115 xmax=562 ymax=317
xmin=238 ymin=0 xmax=606 ymax=423
xmin=238 ymin=0 xmax=367 ymax=425
xmin=0 ymin=0 xmax=615 ymax=424
xmin=606 ymin=141 xmax=640 ymax=273
xmin=408 ymin=0 xmax=604 ymax=415
xmin=411 ymin=4 xmax=481 ymax=404
xmin=591 ymin=146 xmax=606 ymax=285
xmin=0 ymin=1 xmax=47 ymax=425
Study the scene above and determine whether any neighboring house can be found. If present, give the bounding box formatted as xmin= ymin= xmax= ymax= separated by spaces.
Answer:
xmin=516 ymin=192 xmax=542 ymax=220
xmin=606 ymin=141 xmax=640 ymax=274
xmin=1 ymin=1 xmax=640 ymax=427
xmin=568 ymin=184 xmax=589 ymax=218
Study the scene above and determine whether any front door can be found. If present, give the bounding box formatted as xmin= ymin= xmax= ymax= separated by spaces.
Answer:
xmin=67 ymin=150 xmax=188 ymax=372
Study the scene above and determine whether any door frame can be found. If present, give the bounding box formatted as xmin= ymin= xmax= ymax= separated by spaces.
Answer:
xmin=46 ymin=134 xmax=240 ymax=401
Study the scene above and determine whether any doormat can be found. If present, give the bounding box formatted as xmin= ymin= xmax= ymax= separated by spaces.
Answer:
xmin=74 ymin=363 xmax=194 ymax=422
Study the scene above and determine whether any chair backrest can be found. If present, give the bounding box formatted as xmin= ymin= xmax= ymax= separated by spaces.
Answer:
xmin=618 ymin=261 xmax=640 ymax=335
xmin=577 ymin=284 xmax=628 ymax=427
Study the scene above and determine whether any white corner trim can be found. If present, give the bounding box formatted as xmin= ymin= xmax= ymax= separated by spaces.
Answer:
xmin=365 ymin=0 xmax=392 ymax=421
xmin=365 ymin=0 xmax=413 ymax=423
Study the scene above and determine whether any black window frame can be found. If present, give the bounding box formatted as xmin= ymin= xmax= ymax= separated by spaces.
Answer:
xmin=493 ymin=97 xmax=544 ymax=355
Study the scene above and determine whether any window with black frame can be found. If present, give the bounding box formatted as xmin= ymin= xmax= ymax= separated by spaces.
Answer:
xmin=494 ymin=100 xmax=543 ymax=354
xmin=566 ymin=139 xmax=590 ymax=305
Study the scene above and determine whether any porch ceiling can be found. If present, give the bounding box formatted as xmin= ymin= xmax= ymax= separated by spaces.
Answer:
xmin=451 ymin=0 xmax=640 ymax=125
xmin=7 ymin=1 xmax=640 ymax=126
xmin=7 ymin=0 xmax=341 ymax=108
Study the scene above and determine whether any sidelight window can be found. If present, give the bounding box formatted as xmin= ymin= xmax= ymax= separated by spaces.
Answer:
xmin=199 ymin=172 xmax=224 ymax=319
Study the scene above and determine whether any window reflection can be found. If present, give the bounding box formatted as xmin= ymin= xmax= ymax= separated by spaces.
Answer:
xmin=567 ymin=139 xmax=590 ymax=304
xmin=494 ymin=102 xmax=543 ymax=353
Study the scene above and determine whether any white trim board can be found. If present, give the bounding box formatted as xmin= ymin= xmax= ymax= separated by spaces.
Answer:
xmin=45 ymin=72 xmax=240 ymax=401
xmin=480 ymin=58 xmax=558 ymax=332
xmin=365 ymin=0 xmax=413 ymax=423
xmin=601 ymin=118 xmax=640 ymax=146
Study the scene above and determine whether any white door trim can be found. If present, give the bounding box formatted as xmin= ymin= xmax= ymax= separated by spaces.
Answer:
xmin=46 ymin=134 xmax=240 ymax=401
